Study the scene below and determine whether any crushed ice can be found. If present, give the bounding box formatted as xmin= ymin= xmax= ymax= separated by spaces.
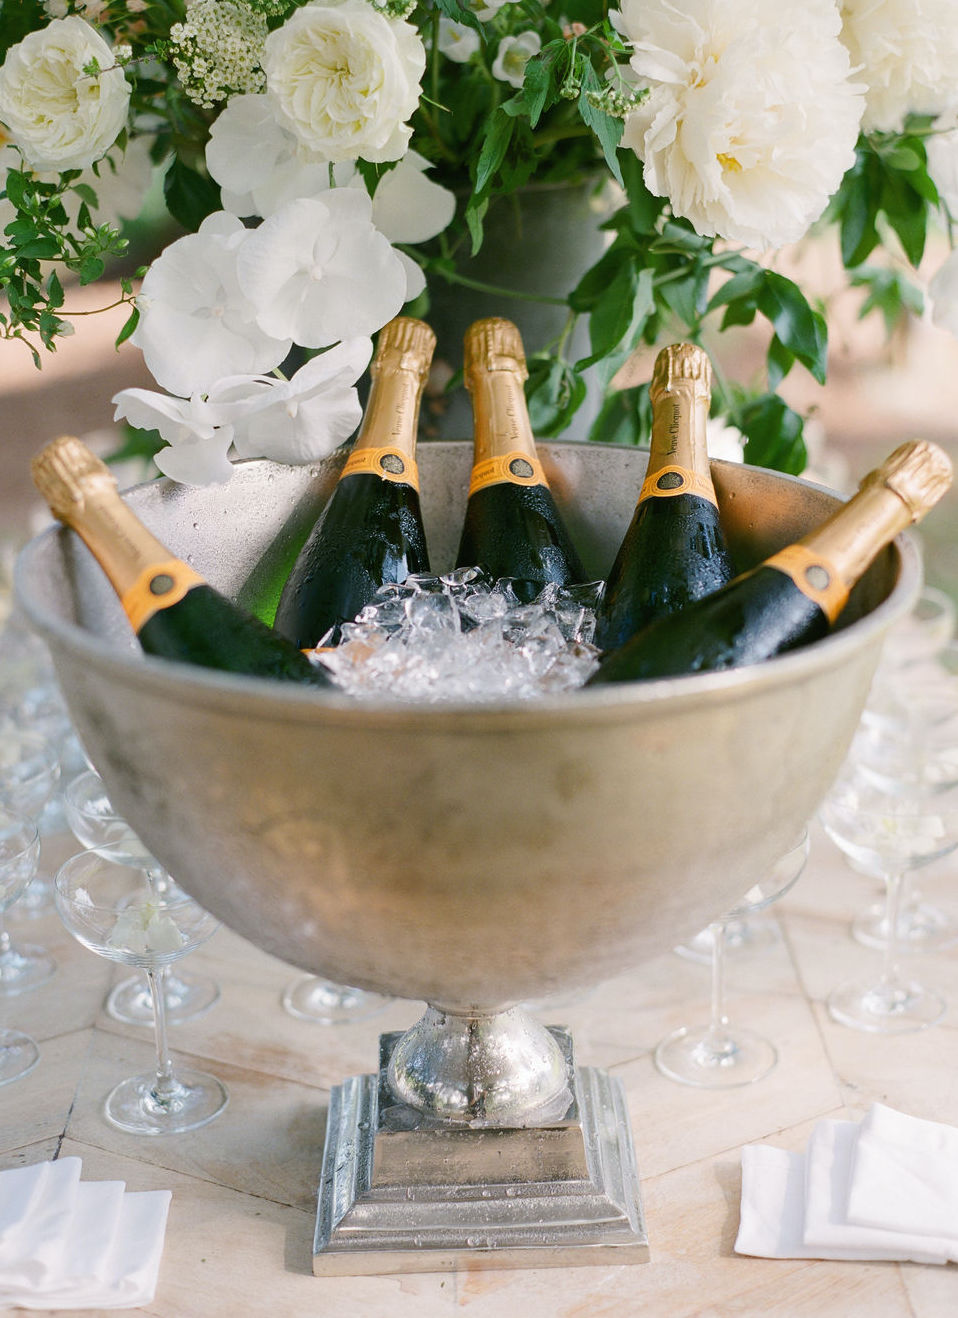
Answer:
xmin=310 ymin=568 xmax=603 ymax=702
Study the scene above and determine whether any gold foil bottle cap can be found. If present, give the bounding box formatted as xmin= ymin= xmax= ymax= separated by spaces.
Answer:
xmin=371 ymin=316 xmax=436 ymax=382
xmin=463 ymin=318 xmax=528 ymax=387
xmin=649 ymin=343 xmax=712 ymax=403
xmin=862 ymin=439 xmax=953 ymax=523
xmin=31 ymin=435 xmax=117 ymax=523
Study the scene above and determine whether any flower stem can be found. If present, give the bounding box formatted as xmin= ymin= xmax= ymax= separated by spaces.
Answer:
xmin=430 ymin=265 xmax=569 ymax=306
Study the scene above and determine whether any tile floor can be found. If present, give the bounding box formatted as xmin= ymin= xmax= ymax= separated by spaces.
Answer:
xmin=1 ymin=818 xmax=957 ymax=1315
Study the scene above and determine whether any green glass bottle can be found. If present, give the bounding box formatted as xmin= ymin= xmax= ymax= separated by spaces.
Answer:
xmin=588 ymin=440 xmax=953 ymax=686
xmin=272 ymin=317 xmax=434 ymax=649
xmin=594 ymin=342 xmax=735 ymax=652
xmin=31 ymin=436 xmax=331 ymax=689
xmin=455 ymin=317 xmax=586 ymax=600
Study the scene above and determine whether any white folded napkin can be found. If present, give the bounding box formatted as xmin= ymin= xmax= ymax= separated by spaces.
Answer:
xmin=848 ymin=1103 xmax=958 ymax=1239
xmin=0 ymin=1160 xmax=171 ymax=1311
xmin=733 ymin=1144 xmax=943 ymax=1261
xmin=802 ymin=1119 xmax=949 ymax=1263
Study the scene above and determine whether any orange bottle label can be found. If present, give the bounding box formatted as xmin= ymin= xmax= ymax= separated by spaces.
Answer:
xmin=765 ymin=544 xmax=848 ymax=622
xmin=341 ymin=446 xmax=420 ymax=489
xmin=468 ymin=451 xmax=546 ymax=497
xmin=638 ymin=464 xmax=718 ymax=506
xmin=120 ymin=559 xmax=204 ymax=633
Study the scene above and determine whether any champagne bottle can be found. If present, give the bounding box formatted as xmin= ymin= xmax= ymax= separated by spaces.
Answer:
xmin=272 ymin=316 xmax=434 ymax=649
xmin=455 ymin=317 xmax=586 ymax=599
xmin=594 ymin=342 xmax=735 ymax=652
xmin=587 ymin=440 xmax=953 ymax=686
xmin=31 ymin=436 xmax=332 ymax=689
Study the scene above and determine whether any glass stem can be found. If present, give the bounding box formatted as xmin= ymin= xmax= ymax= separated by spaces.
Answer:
xmin=705 ymin=919 xmax=733 ymax=1057
xmin=147 ymin=967 xmax=177 ymax=1104
xmin=879 ymin=870 xmax=906 ymax=994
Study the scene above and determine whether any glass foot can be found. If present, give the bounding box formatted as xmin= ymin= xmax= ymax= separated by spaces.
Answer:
xmin=281 ymin=974 xmax=391 ymax=1025
xmin=104 ymin=1067 xmax=229 ymax=1135
xmin=654 ymin=1024 xmax=778 ymax=1088
xmin=106 ymin=972 xmax=221 ymax=1026
xmin=852 ymin=900 xmax=957 ymax=953
xmin=0 ymin=1027 xmax=40 ymax=1085
xmin=827 ymin=978 xmax=946 ymax=1034
xmin=0 ymin=944 xmax=56 ymax=995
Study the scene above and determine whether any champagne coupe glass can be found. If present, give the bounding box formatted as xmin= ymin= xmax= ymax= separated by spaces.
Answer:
xmin=655 ymin=831 xmax=810 ymax=1087
xmin=847 ymin=680 xmax=958 ymax=953
xmin=55 ymin=845 xmax=228 ymax=1134
xmin=281 ymin=973 xmax=392 ymax=1026
xmin=63 ymin=770 xmax=220 ymax=1025
xmin=0 ymin=810 xmax=42 ymax=1083
xmin=0 ymin=728 xmax=59 ymax=989
xmin=821 ymin=770 xmax=958 ymax=1033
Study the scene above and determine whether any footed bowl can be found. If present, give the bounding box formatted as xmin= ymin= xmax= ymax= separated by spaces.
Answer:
xmin=15 ymin=441 xmax=918 ymax=1014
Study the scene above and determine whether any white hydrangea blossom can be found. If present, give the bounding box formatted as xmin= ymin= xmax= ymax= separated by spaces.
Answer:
xmin=132 ymin=212 xmax=291 ymax=397
xmin=492 ymin=32 xmax=541 ymax=89
xmin=613 ymin=0 xmax=865 ymax=250
xmin=840 ymin=0 xmax=958 ymax=133
xmin=169 ymin=0 xmax=268 ymax=109
xmin=235 ymin=191 xmax=407 ymax=346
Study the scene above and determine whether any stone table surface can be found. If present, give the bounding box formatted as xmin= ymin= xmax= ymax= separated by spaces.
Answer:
xmin=1 ymin=818 xmax=958 ymax=1317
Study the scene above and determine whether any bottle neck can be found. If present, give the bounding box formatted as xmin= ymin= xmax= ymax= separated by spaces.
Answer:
xmin=60 ymin=493 xmax=204 ymax=633
xmin=342 ymin=368 xmax=424 ymax=487
xmin=641 ymin=383 xmax=716 ymax=506
xmin=766 ymin=481 xmax=913 ymax=623
xmin=467 ymin=369 xmax=548 ymax=496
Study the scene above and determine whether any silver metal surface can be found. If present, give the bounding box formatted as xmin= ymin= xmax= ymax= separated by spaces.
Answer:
xmin=386 ymin=1006 xmax=574 ymax=1125
xmin=313 ymin=1030 xmax=649 ymax=1274
xmin=15 ymin=440 xmax=921 ymax=1212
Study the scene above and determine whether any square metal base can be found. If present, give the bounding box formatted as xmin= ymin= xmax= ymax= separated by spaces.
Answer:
xmin=313 ymin=1029 xmax=649 ymax=1275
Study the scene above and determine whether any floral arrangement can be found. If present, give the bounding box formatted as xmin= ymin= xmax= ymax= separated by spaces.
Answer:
xmin=2 ymin=0 xmax=958 ymax=485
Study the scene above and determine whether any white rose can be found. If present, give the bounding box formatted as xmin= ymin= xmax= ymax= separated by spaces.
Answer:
xmin=263 ymin=0 xmax=425 ymax=163
xmin=0 ymin=16 xmax=130 ymax=172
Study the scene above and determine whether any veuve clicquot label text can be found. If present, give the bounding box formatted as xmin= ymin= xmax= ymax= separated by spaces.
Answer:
xmin=638 ymin=464 xmax=718 ymax=506
xmin=764 ymin=544 xmax=848 ymax=622
xmin=468 ymin=450 xmax=547 ymax=497
xmin=340 ymin=445 xmax=421 ymax=489
xmin=120 ymin=559 xmax=205 ymax=632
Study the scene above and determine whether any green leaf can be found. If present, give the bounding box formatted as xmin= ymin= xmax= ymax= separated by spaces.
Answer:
xmin=15 ymin=237 xmax=60 ymax=261
xmin=587 ymin=385 xmax=647 ymax=447
xmin=464 ymin=192 xmax=489 ymax=256
xmin=576 ymin=263 xmax=638 ymax=369
xmin=568 ymin=241 xmax=632 ymax=313
xmin=523 ymin=54 xmax=553 ymax=128
xmin=79 ymin=255 xmax=105 ymax=285
xmin=163 ymin=156 xmax=221 ymax=232
xmin=46 ymin=269 xmax=64 ymax=310
xmin=838 ymin=149 xmax=883 ymax=268
xmin=880 ymin=169 xmax=927 ymax=266
xmin=115 ymin=305 xmax=140 ymax=348
xmin=576 ymin=62 xmax=624 ymax=186
xmin=765 ymin=335 xmax=794 ymax=392
xmin=734 ymin=394 xmax=807 ymax=474
xmin=432 ymin=0 xmax=484 ymax=35
xmin=525 ymin=356 xmax=587 ymax=436
xmin=2 ymin=170 xmax=29 ymax=209
xmin=475 ymin=110 xmax=516 ymax=195
xmin=757 ymin=271 xmax=828 ymax=384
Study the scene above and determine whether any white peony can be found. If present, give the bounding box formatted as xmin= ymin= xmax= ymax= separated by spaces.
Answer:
xmin=235 ymin=191 xmax=408 ymax=347
xmin=929 ymin=248 xmax=958 ymax=340
xmin=263 ymin=0 xmax=425 ymax=164
xmin=216 ymin=338 xmax=372 ymax=465
xmin=436 ymin=18 xmax=480 ymax=63
xmin=0 ymin=16 xmax=130 ymax=171
xmin=492 ymin=32 xmax=542 ymax=90
xmin=614 ymin=0 xmax=865 ymax=250
xmin=132 ymin=212 xmax=291 ymax=398
xmin=840 ymin=0 xmax=958 ymax=133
